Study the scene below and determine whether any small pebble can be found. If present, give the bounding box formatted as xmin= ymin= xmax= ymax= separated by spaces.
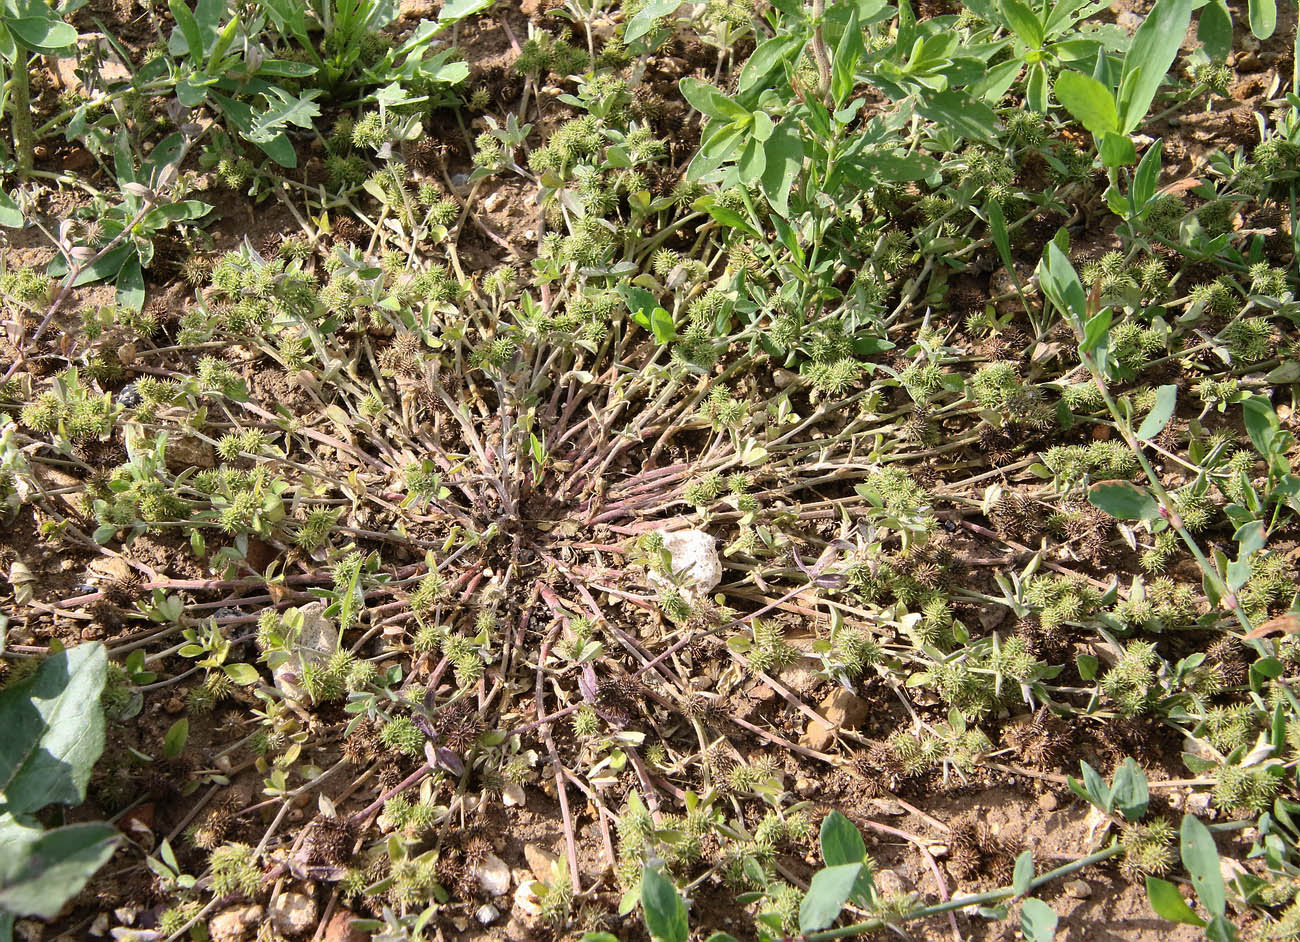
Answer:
xmin=1037 ymin=792 xmax=1059 ymax=812
xmin=1064 ymin=879 xmax=1092 ymax=899
xmin=116 ymin=383 xmax=142 ymax=409
xmin=164 ymin=697 xmax=184 ymax=714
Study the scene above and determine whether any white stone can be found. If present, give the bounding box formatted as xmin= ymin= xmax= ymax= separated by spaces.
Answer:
xmin=648 ymin=529 xmax=723 ymax=601
xmin=513 ymin=880 xmax=545 ymax=918
xmin=269 ymin=893 xmax=317 ymax=937
xmin=475 ymin=904 xmax=500 ymax=925
xmin=502 ymin=781 xmax=526 ymax=807
xmin=474 ymin=853 xmax=511 ymax=897
xmin=273 ymin=602 xmax=339 ymax=705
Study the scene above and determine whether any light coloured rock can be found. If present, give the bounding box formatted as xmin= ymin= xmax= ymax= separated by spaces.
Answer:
xmin=524 ymin=843 xmax=559 ymax=883
xmin=648 ymin=529 xmax=723 ymax=601
xmin=875 ymin=869 xmax=914 ymax=896
xmin=273 ymin=602 xmax=339 ymax=704
xmin=474 ymin=853 xmax=511 ymax=897
xmin=513 ymin=879 xmax=544 ymax=918
xmin=475 ymin=904 xmax=501 ymax=925
xmin=502 ymin=781 xmax=526 ymax=807
xmin=483 ymin=190 xmax=508 ymax=214
xmin=209 ymin=905 xmax=263 ymax=942
xmin=820 ymin=687 xmax=868 ymax=729
xmin=1064 ymin=879 xmax=1092 ymax=899
xmin=269 ymin=893 xmax=317 ymax=937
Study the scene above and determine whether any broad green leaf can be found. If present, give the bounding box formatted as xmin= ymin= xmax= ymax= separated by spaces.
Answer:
xmin=831 ymin=8 xmax=864 ymax=105
xmin=0 ymin=190 xmax=22 ymax=228
xmin=641 ymin=866 xmax=688 ymax=942
xmin=1248 ymin=0 xmax=1276 ymax=38
xmin=1242 ymin=396 xmax=1280 ymax=457
xmin=1136 ymin=384 xmax=1177 ymax=441
xmin=0 ymin=643 xmax=107 ymax=817
xmin=1180 ymin=815 xmax=1226 ymax=918
xmin=799 ymin=862 xmax=862 ymax=932
xmin=1038 ymin=242 xmax=1088 ymax=323
xmin=1146 ymin=876 xmax=1206 ymax=926
xmin=1019 ymin=898 xmax=1058 ymax=941
xmin=820 ymin=811 xmax=867 ymax=866
xmin=679 ymin=78 xmax=745 ymax=122
xmin=759 ymin=122 xmax=803 ymax=218
xmin=1088 ymin=481 xmax=1160 ymax=521
xmin=1197 ymin=0 xmax=1232 ymax=60
xmin=1100 ymin=130 xmax=1137 ymax=167
xmin=1109 ymin=757 xmax=1149 ymax=822
xmin=736 ymin=136 xmax=767 ymax=186
xmin=163 ymin=718 xmax=189 ymax=759
xmin=116 ymin=254 xmax=144 ymax=312
xmin=0 ymin=819 xmax=119 ymax=918
xmin=1001 ymin=0 xmax=1044 ymax=46
xmin=624 ymin=0 xmax=679 ymax=41
xmin=916 ymin=90 xmax=998 ymax=143
xmin=438 ymin=0 xmax=496 ymax=20
xmin=168 ymin=0 xmax=204 ymax=57
xmin=1055 ymin=70 xmax=1117 ymax=136
xmin=1117 ymin=0 xmax=1195 ymax=132
xmin=1132 ymin=139 xmax=1163 ymax=212
xmin=6 ymin=0 xmax=77 ymax=53
xmin=1012 ymin=850 xmax=1034 ymax=896
xmin=223 ymin=663 xmax=261 ymax=686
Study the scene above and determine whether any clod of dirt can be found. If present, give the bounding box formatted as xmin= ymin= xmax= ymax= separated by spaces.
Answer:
xmin=473 ymin=852 xmax=511 ymax=897
xmin=323 ymin=909 xmax=367 ymax=942
xmin=648 ymin=529 xmax=722 ymax=600
xmin=1064 ymin=879 xmax=1093 ymax=899
xmin=209 ymin=904 xmax=263 ymax=942
xmin=163 ymin=434 xmax=215 ymax=472
xmin=269 ymin=891 xmax=317 ymax=937
xmin=820 ymin=687 xmax=869 ymax=728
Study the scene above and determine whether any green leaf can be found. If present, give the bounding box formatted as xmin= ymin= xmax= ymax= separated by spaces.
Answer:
xmin=1012 ymin=850 xmax=1034 ymax=897
xmin=1180 ymin=815 xmax=1226 ymax=918
xmin=0 ymin=190 xmax=22 ymax=228
xmin=1019 ymin=898 xmax=1058 ymax=942
xmin=168 ymin=0 xmax=204 ymax=57
xmin=6 ymin=0 xmax=77 ymax=53
xmin=0 ymin=819 xmax=119 ymax=918
xmin=820 ymin=811 xmax=867 ymax=866
xmin=1038 ymin=241 xmax=1088 ymax=324
xmin=1055 ymin=70 xmax=1118 ymax=136
xmin=438 ymin=0 xmax=496 ymax=20
xmin=679 ymin=78 xmax=745 ymax=122
xmin=1088 ymin=481 xmax=1159 ymax=521
xmin=799 ymin=862 xmax=862 ymax=932
xmin=759 ymin=122 xmax=803 ymax=218
xmin=988 ymin=198 xmax=1013 ymax=274
xmin=916 ymin=90 xmax=998 ymax=143
xmin=115 ymin=254 xmax=144 ymax=312
xmin=222 ymin=663 xmax=261 ymax=686
xmin=624 ymin=0 xmax=679 ymax=41
xmin=831 ymin=8 xmax=864 ymax=105
xmin=1137 ymin=384 xmax=1177 ymax=441
xmin=1117 ymin=0 xmax=1196 ymax=132
xmin=163 ymin=718 xmax=189 ymax=759
xmin=1100 ymin=130 xmax=1137 ymax=167
xmin=1248 ymin=0 xmax=1276 ymax=38
xmin=641 ymin=866 xmax=688 ymax=942
xmin=1001 ymin=0 xmax=1043 ymax=46
xmin=1242 ymin=395 xmax=1280 ymax=457
xmin=1197 ymin=0 xmax=1232 ymax=62
xmin=1146 ymin=875 xmax=1206 ymax=926
xmin=1109 ymin=757 xmax=1149 ymax=822
xmin=246 ymin=87 xmax=322 ymax=143
xmin=0 ymin=642 xmax=107 ymax=817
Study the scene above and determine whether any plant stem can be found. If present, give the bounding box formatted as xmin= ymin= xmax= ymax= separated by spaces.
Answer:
xmin=803 ymin=844 xmax=1124 ymax=940
xmin=9 ymin=54 xmax=34 ymax=176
